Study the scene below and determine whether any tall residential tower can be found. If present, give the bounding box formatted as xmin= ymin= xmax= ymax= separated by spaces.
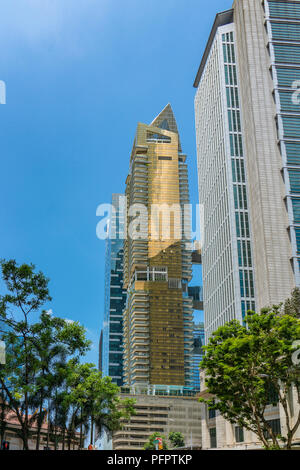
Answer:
xmin=123 ymin=104 xmax=194 ymax=392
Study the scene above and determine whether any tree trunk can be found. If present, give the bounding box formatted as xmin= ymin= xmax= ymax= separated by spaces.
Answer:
xmin=36 ymin=401 xmax=43 ymax=450
xmin=46 ymin=405 xmax=50 ymax=450
xmin=54 ymin=396 xmax=58 ymax=450
xmin=62 ymin=428 xmax=65 ymax=450
xmin=0 ymin=390 xmax=7 ymax=446
xmin=286 ymin=431 xmax=293 ymax=450
xmin=54 ymin=428 xmax=57 ymax=450
xmin=90 ymin=416 xmax=94 ymax=446
xmin=24 ymin=333 xmax=30 ymax=451
xmin=67 ymin=429 xmax=71 ymax=451
xmin=79 ymin=417 xmax=83 ymax=450
xmin=22 ymin=427 xmax=29 ymax=450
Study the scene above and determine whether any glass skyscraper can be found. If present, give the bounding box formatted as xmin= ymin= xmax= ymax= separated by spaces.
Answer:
xmin=101 ymin=194 xmax=127 ymax=386
xmin=191 ymin=323 xmax=205 ymax=391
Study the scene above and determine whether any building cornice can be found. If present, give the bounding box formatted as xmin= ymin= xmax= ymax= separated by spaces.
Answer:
xmin=193 ymin=9 xmax=234 ymax=88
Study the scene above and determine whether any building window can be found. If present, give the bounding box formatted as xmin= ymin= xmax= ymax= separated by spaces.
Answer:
xmin=168 ymin=278 xmax=182 ymax=289
xmin=209 ymin=427 xmax=217 ymax=448
xmin=235 ymin=426 xmax=244 ymax=443
xmin=208 ymin=405 xmax=216 ymax=420
xmin=264 ymin=419 xmax=281 ymax=440
xmin=147 ymin=132 xmax=171 ymax=143
xmin=267 ymin=383 xmax=279 ymax=406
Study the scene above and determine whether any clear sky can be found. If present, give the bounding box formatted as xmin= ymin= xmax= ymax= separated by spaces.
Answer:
xmin=0 ymin=0 xmax=231 ymax=365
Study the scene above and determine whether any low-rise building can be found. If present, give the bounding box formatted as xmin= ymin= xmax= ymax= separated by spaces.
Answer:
xmin=113 ymin=386 xmax=202 ymax=450
xmin=1 ymin=409 xmax=81 ymax=450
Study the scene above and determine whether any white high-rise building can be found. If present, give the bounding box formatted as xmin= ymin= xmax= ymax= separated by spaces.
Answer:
xmin=194 ymin=0 xmax=300 ymax=449
xmin=194 ymin=9 xmax=256 ymax=341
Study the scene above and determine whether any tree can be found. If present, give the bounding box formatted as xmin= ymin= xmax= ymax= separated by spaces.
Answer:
xmin=0 ymin=259 xmax=135 ymax=450
xmin=168 ymin=431 xmax=185 ymax=448
xmin=200 ymin=303 xmax=300 ymax=450
xmin=0 ymin=259 xmax=90 ymax=450
xmin=284 ymin=288 xmax=300 ymax=319
xmin=31 ymin=312 xmax=91 ymax=449
xmin=0 ymin=384 xmax=10 ymax=447
xmin=143 ymin=432 xmax=168 ymax=450
xmin=73 ymin=365 xmax=135 ymax=447
xmin=48 ymin=361 xmax=136 ymax=450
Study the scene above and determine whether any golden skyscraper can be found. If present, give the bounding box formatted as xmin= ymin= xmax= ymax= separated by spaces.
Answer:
xmin=123 ymin=104 xmax=193 ymax=390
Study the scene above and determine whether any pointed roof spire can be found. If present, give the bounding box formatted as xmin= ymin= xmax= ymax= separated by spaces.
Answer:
xmin=150 ymin=104 xmax=182 ymax=152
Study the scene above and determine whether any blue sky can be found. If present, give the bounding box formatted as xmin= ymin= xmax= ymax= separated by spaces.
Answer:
xmin=0 ymin=0 xmax=231 ymax=365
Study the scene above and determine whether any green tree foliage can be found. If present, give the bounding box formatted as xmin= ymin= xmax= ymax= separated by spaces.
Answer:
xmin=284 ymin=288 xmax=300 ymax=318
xmin=51 ymin=361 xmax=135 ymax=449
xmin=0 ymin=260 xmax=90 ymax=449
xmin=168 ymin=431 xmax=185 ymax=448
xmin=0 ymin=259 xmax=135 ymax=450
xmin=200 ymin=300 xmax=300 ymax=450
xmin=143 ymin=432 xmax=168 ymax=450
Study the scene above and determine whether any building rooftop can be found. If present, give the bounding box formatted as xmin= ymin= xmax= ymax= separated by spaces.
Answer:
xmin=193 ymin=9 xmax=234 ymax=88
xmin=150 ymin=103 xmax=182 ymax=152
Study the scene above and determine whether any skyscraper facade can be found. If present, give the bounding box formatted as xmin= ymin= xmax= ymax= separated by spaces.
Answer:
xmin=194 ymin=1 xmax=300 ymax=448
xmin=191 ymin=322 xmax=205 ymax=391
xmin=194 ymin=9 xmax=256 ymax=341
xmin=194 ymin=0 xmax=300 ymax=341
xmin=98 ymin=329 xmax=103 ymax=373
xmin=101 ymin=194 xmax=127 ymax=386
xmin=123 ymin=104 xmax=194 ymax=391
xmin=265 ymin=1 xmax=300 ymax=278
xmin=232 ymin=0 xmax=297 ymax=309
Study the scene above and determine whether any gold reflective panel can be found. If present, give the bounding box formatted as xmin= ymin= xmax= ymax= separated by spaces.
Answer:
xmin=123 ymin=104 xmax=193 ymax=387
